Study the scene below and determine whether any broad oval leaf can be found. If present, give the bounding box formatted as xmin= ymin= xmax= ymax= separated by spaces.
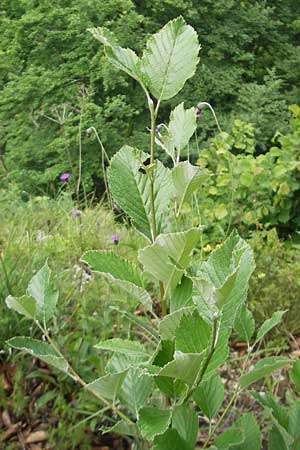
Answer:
xmin=153 ymin=428 xmax=193 ymax=450
xmin=86 ymin=370 xmax=128 ymax=402
xmin=108 ymin=146 xmax=173 ymax=240
xmin=6 ymin=295 xmax=36 ymax=320
xmin=172 ymin=161 xmax=206 ymax=214
xmin=171 ymin=275 xmax=193 ymax=313
xmin=169 ymin=103 xmax=197 ymax=155
xmin=88 ymin=27 xmax=143 ymax=83
xmin=81 ymin=250 xmax=152 ymax=310
xmin=234 ymin=306 xmax=255 ymax=344
xmin=94 ymin=338 xmax=149 ymax=359
xmin=255 ymin=310 xmax=287 ymax=343
xmin=172 ymin=404 xmax=198 ymax=448
xmin=139 ymin=228 xmax=200 ymax=294
xmin=7 ymin=337 xmax=68 ymax=373
xmin=141 ymin=16 xmax=200 ymax=100
xmin=193 ymin=374 xmax=224 ymax=419
xmin=26 ymin=262 xmax=58 ymax=323
xmin=175 ymin=310 xmax=211 ymax=353
xmin=138 ymin=407 xmax=172 ymax=441
xmin=239 ymin=356 xmax=291 ymax=389
xmin=159 ymin=350 xmax=204 ymax=385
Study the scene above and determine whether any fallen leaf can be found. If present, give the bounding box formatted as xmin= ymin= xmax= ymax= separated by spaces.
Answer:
xmin=24 ymin=430 xmax=48 ymax=443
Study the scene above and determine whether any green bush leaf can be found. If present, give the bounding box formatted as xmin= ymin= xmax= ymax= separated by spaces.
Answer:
xmin=193 ymin=374 xmax=224 ymax=419
xmin=268 ymin=426 xmax=289 ymax=450
xmin=108 ymin=146 xmax=173 ymax=240
xmin=95 ymin=338 xmax=148 ymax=358
xmin=175 ymin=310 xmax=211 ymax=353
xmin=88 ymin=27 xmax=143 ymax=83
xmin=172 ymin=404 xmax=198 ymax=448
xmin=7 ymin=337 xmax=68 ymax=373
xmin=214 ymin=413 xmax=260 ymax=450
xmin=197 ymin=232 xmax=255 ymax=331
xmin=290 ymin=360 xmax=300 ymax=394
xmin=139 ymin=228 xmax=200 ymax=294
xmin=138 ymin=407 xmax=172 ymax=441
xmin=255 ymin=310 xmax=287 ymax=343
xmin=159 ymin=307 xmax=195 ymax=340
xmin=26 ymin=262 xmax=58 ymax=323
xmin=239 ymin=356 xmax=291 ymax=388
xmin=159 ymin=350 xmax=204 ymax=384
xmin=82 ymin=250 xmax=152 ymax=310
xmin=102 ymin=420 xmax=139 ymax=438
xmin=234 ymin=306 xmax=255 ymax=344
xmin=153 ymin=429 xmax=193 ymax=450
xmin=141 ymin=17 xmax=200 ymax=101
xmin=86 ymin=370 xmax=128 ymax=402
xmin=118 ymin=366 xmax=153 ymax=419
xmin=171 ymin=276 xmax=193 ymax=313
xmin=172 ymin=161 xmax=206 ymax=214
xmin=5 ymin=295 xmax=36 ymax=320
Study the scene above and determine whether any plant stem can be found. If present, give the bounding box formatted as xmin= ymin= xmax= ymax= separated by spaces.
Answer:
xmin=183 ymin=316 xmax=218 ymax=403
xmin=39 ymin=322 xmax=134 ymax=425
xmin=148 ymin=98 xmax=158 ymax=241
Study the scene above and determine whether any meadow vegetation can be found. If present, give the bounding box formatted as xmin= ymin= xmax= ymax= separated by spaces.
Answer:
xmin=1 ymin=3 xmax=300 ymax=450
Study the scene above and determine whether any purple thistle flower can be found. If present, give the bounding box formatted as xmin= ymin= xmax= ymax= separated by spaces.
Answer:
xmin=59 ymin=172 xmax=71 ymax=181
xmin=70 ymin=208 xmax=81 ymax=218
xmin=111 ymin=233 xmax=120 ymax=245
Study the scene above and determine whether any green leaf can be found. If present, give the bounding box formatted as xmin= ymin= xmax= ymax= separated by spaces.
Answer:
xmin=26 ymin=262 xmax=58 ymax=323
xmin=88 ymin=27 xmax=143 ymax=83
xmin=175 ymin=310 xmax=211 ymax=353
xmin=169 ymin=103 xmax=197 ymax=155
xmin=268 ymin=426 xmax=289 ymax=450
xmin=152 ymin=340 xmax=185 ymax=398
xmin=159 ymin=306 xmax=195 ymax=340
xmin=171 ymin=276 xmax=193 ymax=313
xmin=172 ymin=161 xmax=206 ymax=214
xmin=139 ymin=228 xmax=200 ymax=294
xmin=255 ymin=310 xmax=287 ymax=343
xmin=159 ymin=350 xmax=204 ymax=384
xmin=5 ymin=295 xmax=36 ymax=320
xmin=193 ymin=374 xmax=224 ymax=419
xmin=288 ymin=402 xmax=300 ymax=442
xmin=141 ymin=17 xmax=200 ymax=101
xmin=102 ymin=420 xmax=139 ymax=438
xmin=214 ymin=413 xmax=260 ymax=450
xmin=122 ymin=371 xmax=153 ymax=418
xmin=197 ymin=232 xmax=255 ymax=331
xmin=108 ymin=146 xmax=173 ymax=240
xmin=82 ymin=250 xmax=152 ymax=310
xmin=251 ymin=391 xmax=288 ymax=429
xmin=239 ymin=356 xmax=291 ymax=388
xmin=172 ymin=404 xmax=198 ymax=448
xmin=7 ymin=337 xmax=68 ymax=373
xmin=234 ymin=306 xmax=255 ymax=344
xmin=138 ymin=407 xmax=172 ymax=441
xmin=153 ymin=429 xmax=193 ymax=450
xmin=213 ymin=427 xmax=245 ymax=449
xmin=290 ymin=360 xmax=300 ymax=394
xmin=86 ymin=370 xmax=128 ymax=402
xmin=95 ymin=338 xmax=148 ymax=358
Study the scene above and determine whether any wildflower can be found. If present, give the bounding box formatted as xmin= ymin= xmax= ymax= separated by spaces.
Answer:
xmin=111 ymin=233 xmax=120 ymax=245
xmin=70 ymin=208 xmax=81 ymax=218
xmin=203 ymin=244 xmax=212 ymax=253
xmin=59 ymin=172 xmax=71 ymax=181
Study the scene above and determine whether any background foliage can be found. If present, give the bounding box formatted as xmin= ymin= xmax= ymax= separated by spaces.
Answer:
xmin=1 ymin=0 xmax=300 ymax=195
